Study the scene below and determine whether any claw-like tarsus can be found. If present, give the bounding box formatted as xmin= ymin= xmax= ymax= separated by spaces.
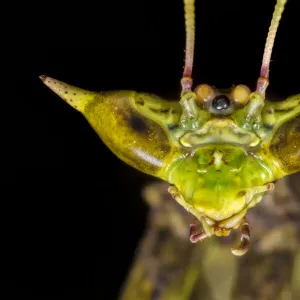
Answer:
xmin=231 ymin=218 xmax=250 ymax=256
xmin=189 ymin=222 xmax=209 ymax=243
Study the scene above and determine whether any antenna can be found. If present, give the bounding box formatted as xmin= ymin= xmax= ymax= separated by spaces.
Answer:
xmin=181 ymin=0 xmax=195 ymax=95
xmin=256 ymin=0 xmax=288 ymax=97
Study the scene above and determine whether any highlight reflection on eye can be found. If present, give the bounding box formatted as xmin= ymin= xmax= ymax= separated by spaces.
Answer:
xmin=212 ymin=95 xmax=231 ymax=110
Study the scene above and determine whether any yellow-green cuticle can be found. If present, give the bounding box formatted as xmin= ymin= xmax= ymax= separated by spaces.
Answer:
xmin=40 ymin=71 xmax=299 ymax=257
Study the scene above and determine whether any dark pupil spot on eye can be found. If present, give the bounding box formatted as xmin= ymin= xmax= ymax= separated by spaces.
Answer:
xmin=212 ymin=95 xmax=230 ymax=110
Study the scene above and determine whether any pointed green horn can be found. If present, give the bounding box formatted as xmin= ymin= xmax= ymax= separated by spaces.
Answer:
xmin=39 ymin=75 xmax=95 ymax=112
xmin=40 ymin=75 xmax=181 ymax=180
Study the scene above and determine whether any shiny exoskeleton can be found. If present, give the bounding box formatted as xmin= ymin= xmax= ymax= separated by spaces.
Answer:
xmin=40 ymin=0 xmax=299 ymax=256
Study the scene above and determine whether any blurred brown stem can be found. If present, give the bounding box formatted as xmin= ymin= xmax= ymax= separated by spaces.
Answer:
xmin=119 ymin=174 xmax=300 ymax=300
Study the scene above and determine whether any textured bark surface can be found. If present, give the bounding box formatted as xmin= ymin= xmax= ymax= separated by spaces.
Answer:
xmin=119 ymin=173 xmax=300 ymax=300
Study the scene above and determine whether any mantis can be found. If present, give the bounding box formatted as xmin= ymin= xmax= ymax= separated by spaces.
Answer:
xmin=40 ymin=0 xmax=299 ymax=256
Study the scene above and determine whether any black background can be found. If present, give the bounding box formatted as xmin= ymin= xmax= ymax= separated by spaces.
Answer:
xmin=3 ymin=0 xmax=300 ymax=299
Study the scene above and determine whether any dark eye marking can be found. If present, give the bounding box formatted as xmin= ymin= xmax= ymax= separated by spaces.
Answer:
xmin=168 ymin=124 xmax=179 ymax=130
xmin=149 ymin=108 xmax=170 ymax=114
xmin=212 ymin=95 xmax=230 ymax=110
xmin=129 ymin=113 xmax=149 ymax=135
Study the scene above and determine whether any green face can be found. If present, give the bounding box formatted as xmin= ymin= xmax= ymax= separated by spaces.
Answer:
xmin=167 ymin=145 xmax=274 ymax=227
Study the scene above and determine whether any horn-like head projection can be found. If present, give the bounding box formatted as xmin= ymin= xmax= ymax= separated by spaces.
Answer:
xmin=39 ymin=75 xmax=182 ymax=180
xmin=40 ymin=0 xmax=299 ymax=256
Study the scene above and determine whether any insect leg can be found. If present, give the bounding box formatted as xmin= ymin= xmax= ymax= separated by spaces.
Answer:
xmin=168 ymin=185 xmax=200 ymax=218
xmin=231 ymin=218 xmax=250 ymax=256
xmin=189 ymin=221 xmax=208 ymax=243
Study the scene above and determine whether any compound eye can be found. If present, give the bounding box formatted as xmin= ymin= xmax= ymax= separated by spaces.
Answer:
xmin=212 ymin=95 xmax=230 ymax=110
xmin=194 ymin=84 xmax=215 ymax=106
xmin=231 ymin=84 xmax=251 ymax=107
